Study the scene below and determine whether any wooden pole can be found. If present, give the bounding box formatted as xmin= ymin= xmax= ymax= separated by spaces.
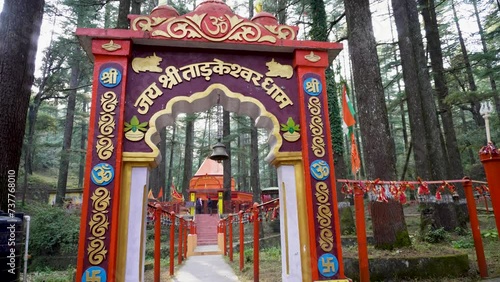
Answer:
xmin=239 ymin=211 xmax=244 ymax=272
xmin=178 ymin=217 xmax=183 ymax=264
xmin=229 ymin=214 xmax=234 ymax=262
xmin=253 ymin=206 xmax=259 ymax=282
xmin=464 ymin=179 xmax=488 ymax=278
xmin=169 ymin=212 xmax=175 ymax=276
xmin=154 ymin=207 xmax=162 ymax=282
xmin=223 ymin=219 xmax=227 ymax=256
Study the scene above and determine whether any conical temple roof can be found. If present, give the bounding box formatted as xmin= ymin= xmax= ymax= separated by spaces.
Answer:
xmin=194 ymin=158 xmax=224 ymax=176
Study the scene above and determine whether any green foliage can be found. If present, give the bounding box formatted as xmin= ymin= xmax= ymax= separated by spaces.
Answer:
xmin=422 ymin=227 xmax=450 ymax=244
xmin=481 ymin=229 xmax=499 ymax=239
xmin=452 ymin=236 xmax=474 ymax=249
xmin=327 ymin=70 xmax=344 ymax=158
xmin=29 ymin=267 xmax=75 ymax=282
xmin=262 ymin=247 xmax=281 ymax=259
xmin=244 ymin=249 xmax=253 ymax=262
xmin=24 ymin=204 xmax=80 ymax=257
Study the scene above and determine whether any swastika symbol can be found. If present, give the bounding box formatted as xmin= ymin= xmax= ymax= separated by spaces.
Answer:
xmin=317 ymin=253 xmax=338 ymax=277
xmin=83 ymin=266 xmax=106 ymax=282
xmin=320 ymin=256 xmax=336 ymax=273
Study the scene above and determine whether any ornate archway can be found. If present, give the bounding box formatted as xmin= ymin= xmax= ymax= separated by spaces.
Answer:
xmin=76 ymin=1 xmax=345 ymax=281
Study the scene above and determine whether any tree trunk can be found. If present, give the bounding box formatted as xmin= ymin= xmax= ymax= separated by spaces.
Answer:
xmin=25 ymin=103 xmax=40 ymax=175
xmin=181 ymin=116 xmax=194 ymax=200
xmin=387 ymin=0 xmax=408 ymax=152
xmin=167 ymin=124 xmax=177 ymax=200
xmin=78 ymin=102 xmax=87 ymax=188
xmin=345 ymin=0 xmax=397 ymax=181
xmin=371 ymin=200 xmax=411 ymax=249
xmin=345 ymin=0 xmax=409 ymax=249
xmin=223 ymin=110 xmax=232 ymax=212
xmin=277 ymin=0 xmax=287 ymax=24
xmin=392 ymin=0 xmax=447 ymax=181
xmin=450 ymin=0 xmax=484 ymax=127
xmin=117 ymin=0 xmax=131 ymax=29
xmin=131 ymin=0 xmax=142 ymax=14
xmin=419 ymin=0 xmax=464 ymax=185
xmin=0 ymin=0 xmax=45 ymax=211
xmin=56 ymin=62 xmax=80 ymax=206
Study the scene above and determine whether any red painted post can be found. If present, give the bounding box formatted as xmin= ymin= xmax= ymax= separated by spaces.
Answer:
xmin=229 ymin=215 xmax=234 ymax=262
xmin=170 ymin=212 xmax=175 ymax=276
xmin=239 ymin=211 xmax=244 ymax=272
xmin=464 ymin=179 xmax=488 ymax=278
xmin=253 ymin=206 xmax=259 ymax=282
xmin=154 ymin=207 xmax=162 ymax=282
xmin=178 ymin=217 xmax=183 ymax=264
xmin=190 ymin=220 xmax=195 ymax=234
xmin=354 ymin=185 xmax=369 ymax=282
xmin=223 ymin=219 xmax=227 ymax=256
xmin=480 ymin=150 xmax=500 ymax=236
xmin=184 ymin=220 xmax=188 ymax=259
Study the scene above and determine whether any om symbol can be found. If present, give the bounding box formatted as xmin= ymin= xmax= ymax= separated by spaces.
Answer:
xmin=310 ymin=160 xmax=330 ymax=181
xmin=91 ymin=163 xmax=115 ymax=186
xmin=82 ymin=266 xmax=107 ymax=282
xmin=317 ymin=253 xmax=338 ymax=277
xmin=207 ymin=16 xmax=228 ymax=35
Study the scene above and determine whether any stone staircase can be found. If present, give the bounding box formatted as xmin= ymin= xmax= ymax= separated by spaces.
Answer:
xmin=195 ymin=214 xmax=220 ymax=246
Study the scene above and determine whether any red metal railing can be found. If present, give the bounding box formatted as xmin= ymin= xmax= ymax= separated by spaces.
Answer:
xmin=338 ymin=178 xmax=490 ymax=281
xmin=218 ymin=198 xmax=279 ymax=282
xmin=148 ymin=203 xmax=195 ymax=282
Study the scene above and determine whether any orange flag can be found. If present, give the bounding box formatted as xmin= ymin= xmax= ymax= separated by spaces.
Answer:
xmin=342 ymin=84 xmax=361 ymax=175
xmin=158 ymin=187 xmax=163 ymax=199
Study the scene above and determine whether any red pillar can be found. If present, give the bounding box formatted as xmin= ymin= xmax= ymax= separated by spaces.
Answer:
xmin=239 ymin=211 xmax=244 ymax=272
xmin=464 ymin=179 xmax=488 ymax=278
xmin=229 ymin=215 xmax=234 ymax=262
xmin=154 ymin=207 xmax=162 ymax=282
xmin=480 ymin=151 xmax=500 ymax=238
xmin=223 ymin=219 xmax=227 ymax=256
xmin=253 ymin=207 xmax=259 ymax=282
xmin=169 ymin=212 xmax=175 ymax=276
xmin=178 ymin=217 xmax=183 ymax=264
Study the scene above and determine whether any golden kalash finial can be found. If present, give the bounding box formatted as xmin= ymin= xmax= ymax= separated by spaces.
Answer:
xmin=255 ymin=0 xmax=263 ymax=13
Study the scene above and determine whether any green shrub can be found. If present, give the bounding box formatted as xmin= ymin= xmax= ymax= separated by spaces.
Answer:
xmin=24 ymin=204 xmax=80 ymax=257
xmin=422 ymin=227 xmax=449 ymax=243
xmin=481 ymin=229 xmax=499 ymax=239
xmin=452 ymin=237 xmax=474 ymax=249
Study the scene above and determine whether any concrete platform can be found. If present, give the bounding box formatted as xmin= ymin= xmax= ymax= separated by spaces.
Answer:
xmin=192 ymin=244 xmax=223 ymax=256
xmin=171 ymin=254 xmax=240 ymax=282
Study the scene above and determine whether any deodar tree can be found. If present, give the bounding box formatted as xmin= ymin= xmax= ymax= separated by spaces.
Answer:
xmin=344 ymin=0 xmax=410 ymax=249
xmin=0 ymin=0 xmax=45 ymax=211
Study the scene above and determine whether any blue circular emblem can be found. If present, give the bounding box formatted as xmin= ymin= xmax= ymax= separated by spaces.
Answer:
xmin=99 ymin=67 xmax=122 ymax=88
xmin=82 ymin=266 xmax=107 ymax=282
xmin=91 ymin=163 xmax=115 ymax=186
xmin=318 ymin=253 xmax=339 ymax=277
xmin=310 ymin=160 xmax=330 ymax=181
xmin=303 ymin=77 xmax=322 ymax=96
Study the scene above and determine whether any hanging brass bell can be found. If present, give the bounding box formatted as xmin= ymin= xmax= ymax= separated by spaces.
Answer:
xmin=209 ymin=142 xmax=229 ymax=162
